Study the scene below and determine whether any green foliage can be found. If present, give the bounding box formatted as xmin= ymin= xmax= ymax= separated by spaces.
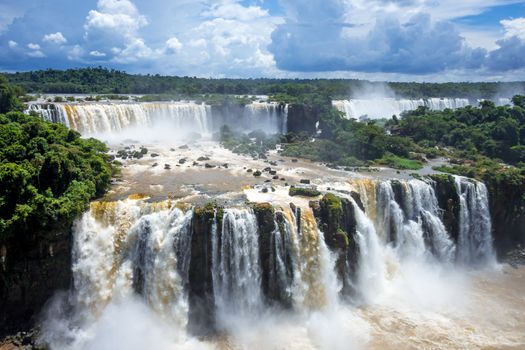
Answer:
xmin=375 ymin=154 xmax=423 ymax=170
xmin=5 ymin=68 xmax=523 ymax=99
xmin=0 ymin=111 xmax=114 ymax=241
xmin=0 ymin=74 xmax=24 ymax=114
xmin=395 ymin=96 xmax=525 ymax=164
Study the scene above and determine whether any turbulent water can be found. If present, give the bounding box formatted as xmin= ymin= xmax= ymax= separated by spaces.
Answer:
xmin=26 ymin=101 xmax=288 ymax=136
xmin=37 ymin=174 xmax=522 ymax=350
xmin=332 ymin=97 xmax=512 ymax=120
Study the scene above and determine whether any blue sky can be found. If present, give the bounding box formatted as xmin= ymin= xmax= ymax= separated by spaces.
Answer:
xmin=0 ymin=0 xmax=524 ymax=81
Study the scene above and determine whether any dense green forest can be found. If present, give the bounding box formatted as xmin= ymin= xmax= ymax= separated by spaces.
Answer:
xmin=4 ymin=67 xmax=525 ymax=99
xmin=0 ymin=76 xmax=114 ymax=242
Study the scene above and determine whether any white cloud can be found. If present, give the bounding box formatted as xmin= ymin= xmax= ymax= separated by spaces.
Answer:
xmin=202 ymin=1 xmax=269 ymax=21
xmin=89 ymin=50 xmax=106 ymax=57
xmin=8 ymin=40 xmax=17 ymax=48
xmin=27 ymin=42 xmax=40 ymax=50
xmin=165 ymin=36 xmax=182 ymax=52
xmin=43 ymin=32 xmax=67 ymax=44
xmin=67 ymin=45 xmax=84 ymax=60
xmin=113 ymin=38 xmax=157 ymax=63
xmin=189 ymin=38 xmax=207 ymax=48
xmin=84 ymin=0 xmax=147 ymax=38
xmin=27 ymin=50 xmax=45 ymax=58
xmin=501 ymin=17 xmax=525 ymax=40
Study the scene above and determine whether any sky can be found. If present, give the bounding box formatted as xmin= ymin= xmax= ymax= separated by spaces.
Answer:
xmin=0 ymin=0 xmax=524 ymax=82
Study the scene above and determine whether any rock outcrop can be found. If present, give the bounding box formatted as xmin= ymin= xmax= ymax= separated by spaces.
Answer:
xmin=0 ymin=229 xmax=71 ymax=338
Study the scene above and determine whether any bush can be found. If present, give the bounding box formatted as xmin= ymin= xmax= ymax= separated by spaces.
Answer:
xmin=0 ymin=111 xmax=114 ymax=242
xmin=375 ymin=154 xmax=423 ymax=170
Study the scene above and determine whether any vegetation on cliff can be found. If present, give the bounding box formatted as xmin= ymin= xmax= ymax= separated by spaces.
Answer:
xmin=0 ymin=76 xmax=114 ymax=242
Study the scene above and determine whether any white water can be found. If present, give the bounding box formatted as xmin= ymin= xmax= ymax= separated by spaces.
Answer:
xmin=454 ymin=176 xmax=496 ymax=266
xmin=333 ymin=97 xmax=512 ymax=120
xmin=39 ymin=174 xmax=510 ymax=349
xmin=26 ymin=101 xmax=288 ymax=138
xmin=212 ymin=208 xmax=263 ymax=316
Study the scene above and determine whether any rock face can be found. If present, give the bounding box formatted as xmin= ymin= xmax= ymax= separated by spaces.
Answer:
xmin=187 ymin=204 xmax=219 ymax=335
xmin=0 ymin=229 xmax=71 ymax=338
xmin=315 ymin=193 xmax=360 ymax=296
xmin=430 ymin=174 xmax=461 ymax=242
xmin=252 ymin=203 xmax=279 ymax=305
xmin=485 ymin=178 xmax=525 ymax=258
xmin=286 ymin=104 xmax=319 ymax=134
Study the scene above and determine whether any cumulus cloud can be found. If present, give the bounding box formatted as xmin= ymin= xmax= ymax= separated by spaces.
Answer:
xmin=0 ymin=0 xmax=523 ymax=79
xmin=485 ymin=18 xmax=525 ymax=71
xmin=202 ymin=2 xmax=269 ymax=21
xmin=165 ymin=36 xmax=182 ymax=52
xmin=501 ymin=17 xmax=525 ymax=40
xmin=27 ymin=42 xmax=40 ymax=50
xmin=43 ymin=31 xmax=67 ymax=44
xmin=85 ymin=0 xmax=147 ymax=38
xmin=27 ymin=50 xmax=45 ymax=58
xmin=270 ymin=1 xmax=525 ymax=74
xmin=89 ymin=50 xmax=106 ymax=57
xmin=67 ymin=44 xmax=84 ymax=60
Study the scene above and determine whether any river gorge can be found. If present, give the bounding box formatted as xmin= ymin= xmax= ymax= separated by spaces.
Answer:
xmin=2 ymin=99 xmax=524 ymax=350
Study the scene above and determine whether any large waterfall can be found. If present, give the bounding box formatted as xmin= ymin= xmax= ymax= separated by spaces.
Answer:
xmin=26 ymin=101 xmax=288 ymax=136
xmin=41 ymin=174 xmax=501 ymax=349
xmin=333 ymin=97 xmax=512 ymax=120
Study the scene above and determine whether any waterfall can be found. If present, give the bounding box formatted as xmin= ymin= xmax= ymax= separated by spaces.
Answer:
xmin=332 ymin=97 xmax=511 ymax=120
xmin=279 ymin=207 xmax=340 ymax=310
xmin=26 ymin=101 xmax=289 ymax=136
xmin=42 ymin=173 xmax=502 ymax=348
xmin=454 ymin=176 xmax=496 ymax=266
xmin=71 ymin=200 xmax=192 ymax=327
xmin=244 ymin=102 xmax=287 ymax=134
xmin=366 ymin=179 xmax=455 ymax=262
xmin=26 ymin=102 xmax=213 ymax=135
xmin=347 ymin=197 xmax=386 ymax=304
xmin=212 ymin=208 xmax=263 ymax=315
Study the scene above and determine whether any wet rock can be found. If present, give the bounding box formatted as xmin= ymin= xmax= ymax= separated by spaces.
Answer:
xmin=253 ymin=170 xmax=262 ymax=177
xmin=179 ymin=158 xmax=187 ymax=164
xmin=269 ymin=170 xmax=277 ymax=175
xmin=197 ymin=156 xmax=210 ymax=162
xmin=179 ymin=145 xmax=189 ymax=149
xmin=150 ymin=153 xmax=159 ymax=158
xmin=204 ymin=163 xmax=215 ymax=169
xmin=151 ymin=163 xmax=158 ymax=167
xmin=504 ymin=245 xmax=525 ymax=267
xmin=164 ymin=164 xmax=171 ymax=170
xmin=291 ymin=159 xmax=298 ymax=163
xmin=300 ymin=179 xmax=311 ymax=184
xmin=272 ymin=175 xmax=279 ymax=180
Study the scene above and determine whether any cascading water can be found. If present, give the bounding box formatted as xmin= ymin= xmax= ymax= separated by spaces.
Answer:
xmin=212 ymin=208 xmax=263 ymax=315
xmin=372 ymin=179 xmax=456 ymax=262
xmin=454 ymin=176 xmax=495 ymax=266
xmin=333 ymin=97 xmax=511 ymax=120
xmin=26 ymin=101 xmax=289 ymax=136
xmin=41 ymin=172 xmax=506 ymax=349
